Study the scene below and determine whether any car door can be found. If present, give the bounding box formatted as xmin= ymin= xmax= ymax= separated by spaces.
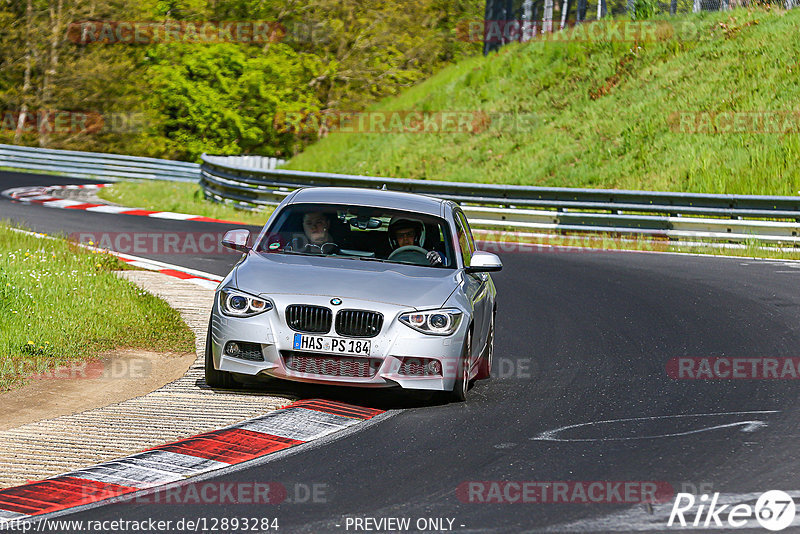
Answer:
xmin=454 ymin=209 xmax=489 ymax=364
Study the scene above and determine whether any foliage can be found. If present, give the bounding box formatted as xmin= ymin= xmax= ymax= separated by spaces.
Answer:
xmin=146 ymin=42 xmax=322 ymax=159
xmin=0 ymin=0 xmax=483 ymax=160
xmin=632 ymin=0 xmax=659 ymax=20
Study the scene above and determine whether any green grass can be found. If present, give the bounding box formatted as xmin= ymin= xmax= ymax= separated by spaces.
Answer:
xmin=285 ymin=7 xmax=800 ymax=195
xmin=476 ymin=229 xmax=800 ymax=259
xmin=97 ymin=181 xmax=273 ymax=226
xmin=669 ymin=240 xmax=800 ymax=259
xmin=0 ymin=224 xmax=195 ymax=391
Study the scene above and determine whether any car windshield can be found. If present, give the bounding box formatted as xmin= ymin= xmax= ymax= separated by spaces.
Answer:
xmin=255 ymin=203 xmax=456 ymax=268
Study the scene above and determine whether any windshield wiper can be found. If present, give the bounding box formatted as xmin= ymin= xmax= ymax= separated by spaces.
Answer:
xmin=357 ymin=256 xmax=392 ymax=263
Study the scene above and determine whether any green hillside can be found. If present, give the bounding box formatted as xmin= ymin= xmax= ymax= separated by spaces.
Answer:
xmin=286 ymin=8 xmax=800 ymax=195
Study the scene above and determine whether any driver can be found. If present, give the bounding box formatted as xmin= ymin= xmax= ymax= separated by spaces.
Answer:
xmin=388 ymin=218 xmax=443 ymax=266
xmin=295 ymin=211 xmax=339 ymax=254
xmin=303 ymin=211 xmax=332 ymax=245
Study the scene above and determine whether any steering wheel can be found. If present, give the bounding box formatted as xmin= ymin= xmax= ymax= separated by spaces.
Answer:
xmin=388 ymin=245 xmax=430 ymax=265
xmin=287 ymin=236 xmax=338 ymax=255
xmin=305 ymin=242 xmax=339 ymax=255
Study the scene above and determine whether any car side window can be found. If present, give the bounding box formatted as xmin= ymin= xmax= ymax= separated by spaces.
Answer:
xmin=457 ymin=211 xmax=477 ymax=252
xmin=454 ymin=211 xmax=472 ymax=267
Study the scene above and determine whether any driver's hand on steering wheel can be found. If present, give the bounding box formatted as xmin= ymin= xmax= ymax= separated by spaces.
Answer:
xmin=427 ymin=250 xmax=443 ymax=266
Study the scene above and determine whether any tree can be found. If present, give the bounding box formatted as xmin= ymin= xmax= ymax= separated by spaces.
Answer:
xmin=0 ymin=0 xmax=485 ymax=158
xmin=146 ymin=42 xmax=323 ymax=159
xmin=0 ymin=0 xmax=151 ymax=148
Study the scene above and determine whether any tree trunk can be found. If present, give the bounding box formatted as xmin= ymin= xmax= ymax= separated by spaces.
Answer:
xmin=521 ymin=0 xmax=534 ymax=41
xmin=14 ymin=0 xmax=34 ymax=144
xmin=577 ymin=0 xmax=587 ymax=22
xmin=543 ymin=0 xmax=553 ymax=33
xmin=39 ymin=0 xmax=64 ymax=147
xmin=597 ymin=0 xmax=606 ymax=19
xmin=483 ymin=0 xmax=497 ymax=55
xmin=560 ymin=0 xmax=571 ymax=29
xmin=504 ymin=0 xmax=513 ymax=45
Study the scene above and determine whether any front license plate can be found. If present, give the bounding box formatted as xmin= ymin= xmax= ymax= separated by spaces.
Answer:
xmin=293 ymin=334 xmax=371 ymax=356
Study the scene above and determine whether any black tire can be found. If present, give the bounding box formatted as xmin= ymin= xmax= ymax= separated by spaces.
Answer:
xmin=203 ymin=321 xmax=237 ymax=389
xmin=443 ymin=329 xmax=471 ymax=403
xmin=475 ymin=316 xmax=494 ymax=380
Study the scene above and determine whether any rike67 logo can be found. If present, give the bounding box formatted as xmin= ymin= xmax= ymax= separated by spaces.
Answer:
xmin=668 ymin=490 xmax=796 ymax=531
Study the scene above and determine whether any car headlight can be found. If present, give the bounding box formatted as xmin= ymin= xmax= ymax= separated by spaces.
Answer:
xmin=399 ymin=308 xmax=463 ymax=336
xmin=219 ymin=289 xmax=273 ymax=317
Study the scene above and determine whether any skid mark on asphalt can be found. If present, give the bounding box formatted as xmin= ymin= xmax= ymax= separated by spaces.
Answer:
xmin=531 ymin=411 xmax=778 ymax=442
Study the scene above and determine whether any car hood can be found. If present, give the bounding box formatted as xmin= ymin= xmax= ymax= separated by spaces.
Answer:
xmin=233 ymin=252 xmax=460 ymax=309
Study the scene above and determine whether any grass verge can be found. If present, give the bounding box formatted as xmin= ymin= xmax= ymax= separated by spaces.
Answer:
xmin=0 ymin=223 xmax=195 ymax=391
xmin=97 ymin=180 xmax=273 ymax=227
xmin=285 ymin=7 xmax=800 ymax=196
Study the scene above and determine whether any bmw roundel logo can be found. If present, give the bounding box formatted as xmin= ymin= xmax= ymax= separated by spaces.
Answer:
xmin=330 ymin=298 xmax=342 ymax=306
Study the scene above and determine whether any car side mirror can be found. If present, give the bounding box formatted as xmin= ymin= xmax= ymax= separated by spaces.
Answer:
xmin=221 ymin=229 xmax=251 ymax=253
xmin=465 ymin=251 xmax=502 ymax=273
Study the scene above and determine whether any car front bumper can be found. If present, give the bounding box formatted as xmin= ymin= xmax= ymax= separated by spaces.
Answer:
xmin=210 ymin=292 xmax=468 ymax=391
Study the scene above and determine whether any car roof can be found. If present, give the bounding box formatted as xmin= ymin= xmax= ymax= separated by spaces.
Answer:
xmin=288 ymin=187 xmax=448 ymax=217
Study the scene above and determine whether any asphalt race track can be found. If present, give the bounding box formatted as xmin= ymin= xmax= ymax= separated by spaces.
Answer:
xmin=3 ymin=170 xmax=800 ymax=533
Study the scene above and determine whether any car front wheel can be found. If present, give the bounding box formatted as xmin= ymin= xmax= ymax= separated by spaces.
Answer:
xmin=203 ymin=320 xmax=237 ymax=389
xmin=444 ymin=329 xmax=471 ymax=403
xmin=475 ymin=316 xmax=494 ymax=380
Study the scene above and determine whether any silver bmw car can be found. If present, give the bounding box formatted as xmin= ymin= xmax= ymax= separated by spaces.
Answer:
xmin=205 ymin=187 xmax=501 ymax=401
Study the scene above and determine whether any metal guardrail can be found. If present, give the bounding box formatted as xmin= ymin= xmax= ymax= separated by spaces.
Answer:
xmin=213 ymin=155 xmax=286 ymax=171
xmin=201 ymin=154 xmax=800 ymax=244
xmin=1 ymin=145 xmax=797 ymax=245
xmin=0 ymin=143 xmax=200 ymax=183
